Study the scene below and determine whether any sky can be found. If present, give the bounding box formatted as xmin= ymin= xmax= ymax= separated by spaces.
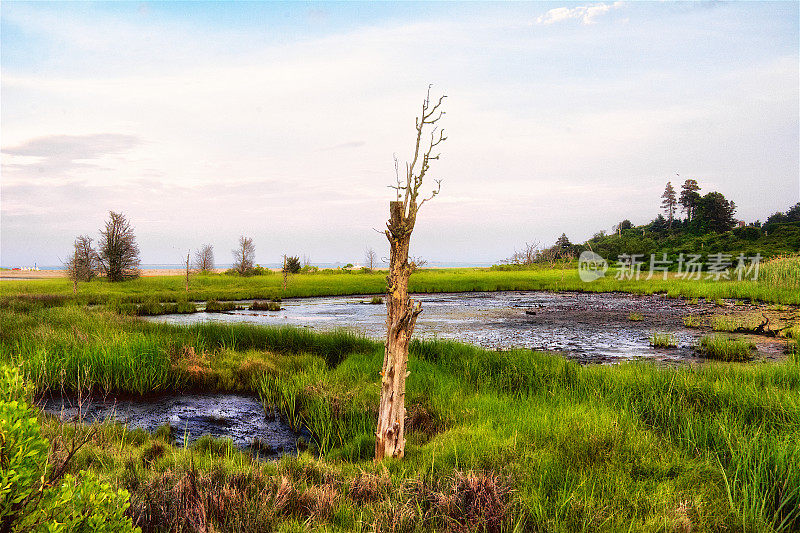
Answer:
xmin=1 ymin=1 xmax=798 ymax=267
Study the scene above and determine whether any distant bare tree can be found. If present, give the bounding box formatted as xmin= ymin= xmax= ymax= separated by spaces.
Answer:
xmin=98 ymin=212 xmax=140 ymax=282
xmin=376 ymin=86 xmax=446 ymax=461
xmin=232 ymin=236 xmax=255 ymax=275
xmin=64 ymin=235 xmax=99 ymax=293
xmin=408 ymin=255 xmax=428 ymax=273
xmin=365 ymin=246 xmax=377 ymax=271
xmin=193 ymin=244 xmax=214 ymax=273
xmin=301 ymin=254 xmax=312 ymax=268
xmin=505 ymin=241 xmax=540 ymax=266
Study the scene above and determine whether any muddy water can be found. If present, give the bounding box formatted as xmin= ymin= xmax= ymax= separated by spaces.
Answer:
xmin=148 ymin=291 xmax=786 ymax=364
xmin=42 ymin=393 xmax=301 ymax=459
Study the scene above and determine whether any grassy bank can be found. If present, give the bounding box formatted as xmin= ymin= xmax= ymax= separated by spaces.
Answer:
xmin=3 ymin=265 xmax=800 ymax=306
xmin=2 ymin=304 xmax=798 ymax=531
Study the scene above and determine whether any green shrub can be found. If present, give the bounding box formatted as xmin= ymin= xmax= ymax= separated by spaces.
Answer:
xmin=627 ymin=312 xmax=644 ymax=321
xmin=283 ymin=257 xmax=301 ymax=274
xmin=0 ymin=366 xmax=136 ymax=532
xmin=369 ymin=296 xmax=384 ymax=305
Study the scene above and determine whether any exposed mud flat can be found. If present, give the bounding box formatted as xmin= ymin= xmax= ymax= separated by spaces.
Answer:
xmin=42 ymin=393 xmax=300 ymax=459
xmin=148 ymin=291 xmax=790 ymax=364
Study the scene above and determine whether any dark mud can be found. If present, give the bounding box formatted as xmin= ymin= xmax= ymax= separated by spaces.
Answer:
xmin=42 ymin=393 xmax=301 ymax=459
xmin=148 ymin=291 xmax=791 ymax=364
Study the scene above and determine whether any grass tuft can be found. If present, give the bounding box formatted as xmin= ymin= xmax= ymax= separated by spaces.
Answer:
xmin=697 ymin=335 xmax=756 ymax=362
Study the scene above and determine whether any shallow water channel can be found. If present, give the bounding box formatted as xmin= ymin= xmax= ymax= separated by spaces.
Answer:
xmin=43 ymin=393 xmax=301 ymax=459
xmin=148 ymin=291 xmax=785 ymax=364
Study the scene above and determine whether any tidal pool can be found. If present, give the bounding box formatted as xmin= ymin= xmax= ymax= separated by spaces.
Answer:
xmin=42 ymin=393 xmax=301 ymax=459
xmin=148 ymin=291 xmax=786 ymax=364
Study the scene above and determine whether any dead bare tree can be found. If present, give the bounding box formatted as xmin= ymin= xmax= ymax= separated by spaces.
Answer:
xmin=504 ymin=241 xmax=541 ymax=266
xmin=98 ymin=211 xmax=140 ymax=281
xmin=64 ymin=235 xmax=99 ymax=293
xmin=193 ymin=244 xmax=214 ymax=273
xmin=232 ymin=236 xmax=255 ymax=276
xmin=365 ymin=246 xmax=377 ymax=271
xmin=375 ymin=86 xmax=446 ymax=461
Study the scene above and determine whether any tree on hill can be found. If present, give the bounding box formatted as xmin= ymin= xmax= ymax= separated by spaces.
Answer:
xmin=613 ymin=220 xmax=632 ymax=235
xmin=695 ymin=192 xmax=737 ymax=233
xmin=679 ymin=179 xmax=701 ymax=221
xmin=661 ymin=181 xmax=677 ymax=228
xmin=555 ymin=233 xmax=572 ymax=249
xmin=98 ymin=211 xmax=140 ymax=281
xmin=766 ymin=202 xmax=800 ymax=225
xmin=647 ymin=214 xmax=669 ymax=233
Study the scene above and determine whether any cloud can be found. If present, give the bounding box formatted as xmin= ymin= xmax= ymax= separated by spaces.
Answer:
xmin=2 ymin=133 xmax=140 ymax=177
xmin=318 ymin=141 xmax=366 ymax=151
xmin=536 ymin=2 xmax=623 ymax=25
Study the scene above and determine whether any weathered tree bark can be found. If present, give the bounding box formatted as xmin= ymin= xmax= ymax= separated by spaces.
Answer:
xmin=375 ymin=201 xmax=423 ymax=459
xmin=375 ymin=87 xmax=446 ymax=461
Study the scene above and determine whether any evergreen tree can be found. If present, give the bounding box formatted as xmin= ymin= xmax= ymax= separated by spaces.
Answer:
xmin=661 ymin=181 xmax=677 ymax=228
xmin=696 ymin=192 xmax=737 ymax=233
xmin=555 ymin=233 xmax=572 ymax=249
xmin=679 ymin=179 xmax=701 ymax=221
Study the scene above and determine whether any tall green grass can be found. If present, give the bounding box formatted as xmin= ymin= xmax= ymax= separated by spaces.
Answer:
xmin=759 ymin=255 xmax=800 ymax=289
xmin=698 ymin=335 xmax=756 ymax=362
xmin=4 ymin=303 xmax=799 ymax=530
xmin=0 ymin=305 xmax=375 ymax=394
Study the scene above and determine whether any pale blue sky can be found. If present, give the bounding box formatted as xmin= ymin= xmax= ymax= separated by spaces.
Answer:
xmin=1 ymin=1 xmax=798 ymax=266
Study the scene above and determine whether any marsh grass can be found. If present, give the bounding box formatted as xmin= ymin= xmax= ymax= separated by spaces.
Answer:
xmin=204 ymin=300 xmax=241 ymax=313
xmin=250 ymin=300 xmax=282 ymax=311
xmin=5 ymin=266 xmax=800 ymax=307
xmin=5 ymin=299 xmax=800 ymax=530
xmin=698 ymin=335 xmax=756 ymax=362
xmin=759 ymin=255 xmax=800 ymax=289
xmin=683 ymin=315 xmax=705 ymax=328
xmin=649 ymin=332 xmax=677 ymax=348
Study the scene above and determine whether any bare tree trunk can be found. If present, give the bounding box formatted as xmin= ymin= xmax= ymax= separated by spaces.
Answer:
xmin=375 ymin=202 xmax=423 ymax=459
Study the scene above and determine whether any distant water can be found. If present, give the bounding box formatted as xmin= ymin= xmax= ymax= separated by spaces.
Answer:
xmin=10 ymin=261 xmax=495 ymax=271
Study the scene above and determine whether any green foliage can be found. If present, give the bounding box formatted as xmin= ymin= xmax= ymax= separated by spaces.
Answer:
xmin=695 ymin=191 xmax=737 ymax=233
xmin=627 ymin=312 xmax=644 ymax=321
xmin=0 ymin=366 xmax=136 ymax=532
xmin=283 ymin=257 xmax=302 ymax=274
